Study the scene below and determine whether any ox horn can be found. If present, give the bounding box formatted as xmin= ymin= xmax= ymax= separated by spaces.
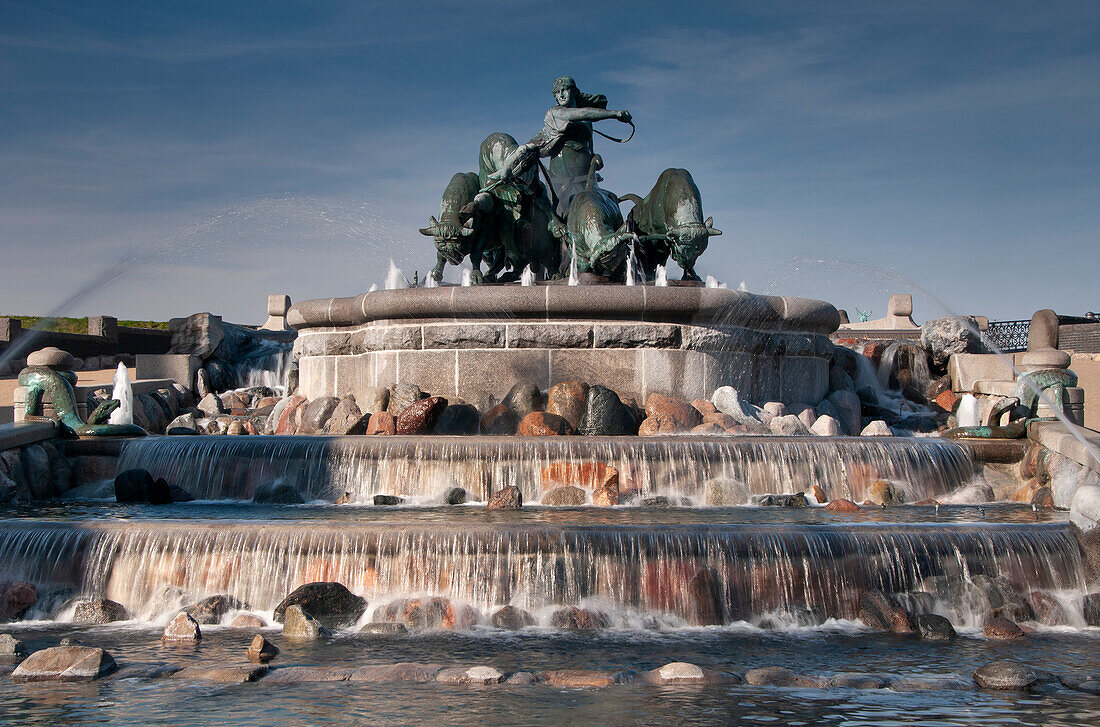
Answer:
xmin=460 ymin=218 xmax=476 ymax=236
xmin=418 ymin=215 xmax=440 ymax=237
xmin=704 ymin=216 xmax=722 ymax=236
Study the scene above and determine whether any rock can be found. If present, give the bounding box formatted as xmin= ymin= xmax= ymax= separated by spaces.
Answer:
xmin=170 ymin=664 xmax=268 ymax=683
xmin=275 ymin=395 xmax=307 ymax=434
xmin=73 ymin=598 xmax=129 ymax=624
xmin=710 ymin=386 xmax=765 ymax=426
xmin=795 ymin=405 xmax=818 ymax=430
xmin=638 ymin=412 xmax=687 ymax=435
xmin=167 ymin=412 xmax=199 ymax=434
xmin=743 ymin=667 xmax=825 ymax=688
xmin=827 ymin=673 xmax=888 ymax=689
xmin=197 ymin=392 xmax=226 ymax=417
xmin=0 ymin=633 xmax=28 ymax=663
xmin=547 ymin=381 xmax=589 ymax=429
xmin=762 ymin=401 xmax=787 ymax=418
xmin=396 ymin=396 xmax=448 ymax=434
xmin=220 ymin=391 xmax=250 ymax=411
xmin=506 ymin=671 xmax=538 ymax=684
xmin=827 ymin=390 xmax=862 ymax=436
xmin=542 ymin=485 xmax=587 ymax=506
xmin=539 ymin=669 xmax=624 ymax=687
xmin=591 ymin=479 xmax=619 ymax=506
xmin=1084 ymin=593 xmax=1100 ymax=626
xmin=253 ymin=483 xmax=304 ymax=504
xmin=1027 ymin=591 xmax=1069 ymax=625
xmin=27 ymin=346 xmax=76 ymax=370
xmin=690 ymin=422 xmax=726 ymax=434
xmin=433 ymin=404 xmax=480 ymax=435
xmin=640 ymin=662 xmax=731 ymax=686
xmin=114 ymin=469 xmax=172 ymax=505
xmin=502 ymin=382 xmax=543 ymax=419
xmin=825 ymin=498 xmax=860 ymax=512
xmin=517 ymin=411 xmax=574 ymax=436
xmin=810 ymin=415 xmax=840 ymax=436
xmin=934 ymin=390 xmax=960 ymax=414
xmin=491 ymin=605 xmax=534 ymax=629
xmin=373 ymin=494 xmax=404 ymax=506
xmin=480 ymin=404 xmax=518 ymax=435
xmin=754 ymin=493 xmax=808 ymax=507
xmin=922 ymin=316 xmax=984 ymax=368
xmin=915 ymin=613 xmax=957 ymax=641
xmin=323 ymin=396 xmax=368 ymax=435
xmin=541 ymin=462 xmax=618 ymax=492
xmin=11 ymin=646 xmax=117 ymax=682
xmin=769 ymin=414 xmax=810 ymax=436
xmin=1031 ymin=487 xmax=1055 ymax=510
xmin=859 ymin=590 xmax=914 ymax=633
xmin=644 ymin=393 xmax=702 ymax=430
xmin=298 ymin=396 xmax=339 ymax=433
xmin=19 ymin=444 xmax=51 ymax=500
xmin=866 ymin=480 xmax=905 ymax=506
xmin=162 ymin=612 xmax=202 ymax=642
xmin=282 ymin=604 xmax=331 ymax=640
xmin=273 ymin=582 xmax=367 ymax=628
xmin=806 ymin=484 xmax=827 ymax=503
xmin=230 ymin=614 xmax=265 ymax=628
xmin=358 ymin=387 xmax=390 ymax=414
xmin=169 ymin=313 xmax=225 ymax=359
xmin=973 ymin=660 xmax=1041 ymax=690
xmin=549 ymin=606 xmax=609 ymax=630
xmin=1070 ymin=484 xmax=1100 ymax=533
xmin=226 ymin=419 xmax=246 ymax=436
xmin=984 ymin=617 xmax=1025 ymax=640
xmin=246 ymin=634 xmax=279 ymax=663
xmin=861 ymin=420 xmax=893 ymax=436
xmin=436 ymin=666 xmax=506 ymax=685
xmin=184 ymin=594 xmax=243 ymax=625
xmin=365 ymin=411 xmax=397 ymax=435
xmin=889 ymin=676 xmax=971 ymax=691
xmin=579 ymin=385 xmax=634 ymax=435
xmin=349 ymin=662 xmax=444 ymax=682
xmin=375 ymin=597 xmax=480 ymax=631
xmin=0 ymin=581 xmax=38 ymax=621
xmin=388 ymin=383 xmax=427 ymax=415
xmin=442 ymin=486 xmax=468 ymax=505
xmin=688 ymin=568 xmax=725 ymax=625
xmin=359 ymin=622 xmax=408 ymax=635
xmin=263 ymin=666 xmax=352 ymax=683
xmin=486 ymin=486 xmax=522 ymax=510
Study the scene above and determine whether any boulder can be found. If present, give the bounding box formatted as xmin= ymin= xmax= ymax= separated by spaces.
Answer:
xmin=298 ymin=396 xmax=340 ymax=433
xmin=826 ymin=390 xmax=862 ymax=436
xmin=166 ymin=412 xmax=200 ymax=435
xmin=1084 ymin=593 xmax=1100 ymax=626
xmin=688 ymin=568 xmax=725 ymax=625
xmin=502 ymin=382 xmax=543 ymax=419
xmin=230 ymin=614 xmax=266 ymax=628
xmin=171 ymin=664 xmax=268 ymax=683
xmin=549 ymin=606 xmax=610 ymax=630
xmin=547 ymin=381 xmax=589 ymax=429
xmin=184 ymin=594 xmax=244 ymax=624
xmin=973 ymin=660 xmax=1041 ymax=690
xmin=349 ymin=662 xmax=444 ymax=682
xmin=322 ymin=396 xmax=368 ymax=435
xmin=579 ymin=385 xmax=635 ymax=435
xmin=387 ymin=383 xmax=427 ymax=415
xmin=825 ymin=498 xmax=860 ymax=513
xmin=538 ymin=669 xmax=624 ymax=687
xmin=359 ymin=622 xmax=408 ymax=635
xmin=436 ymin=666 xmax=506 ymax=685
xmin=711 ymin=386 xmax=765 ymax=426
xmin=743 ymin=667 xmax=825 ymax=688
xmin=375 ymin=597 xmax=480 ymax=631
xmin=811 ymin=415 xmax=840 ymax=436
xmin=11 ymin=646 xmax=117 ymax=682
xmin=433 ymin=404 xmax=480 ymax=435
xmin=640 ymin=662 xmax=731 ymax=686
xmin=273 ymin=582 xmax=367 ymax=628
xmin=275 ymin=395 xmax=308 ymax=434
xmin=365 ymin=411 xmax=397 ymax=435
xmin=396 ymin=396 xmax=448 ymax=434
xmin=486 ymin=486 xmax=522 ymax=510
xmin=357 ymin=387 xmax=390 ymax=414
xmin=73 ymin=598 xmax=129 ymax=624
xmin=114 ymin=469 xmax=172 ymax=505
xmin=162 ymin=612 xmax=202 ymax=642
xmin=0 ymin=633 xmax=28 ymax=663
xmin=252 ymin=483 xmax=304 ymax=504
xmin=373 ymin=494 xmax=404 ymax=506
xmin=491 ymin=605 xmax=534 ymax=629
xmin=861 ymin=420 xmax=893 ymax=436
xmin=638 ymin=412 xmax=689 ymax=435
xmin=922 ymin=315 xmax=983 ymax=368
xmin=769 ymin=414 xmax=810 ymax=436
xmin=645 ymin=393 xmax=702 ymax=430
xmin=754 ymin=493 xmax=808 ymax=507
xmin=226 ymin=420 xmax=246 ymax=436
xmin=517 ymin=411 xmax=574 ymax=436
xmin=246 ymin=634 xmax=279 ymax=663
xmin=542 ymin=485 xmax=587 ymax=506
xmin=442 ymin=486 xmax=467 ymax=505
xmin=866 ymin=480 xmax=905 ymax=506
xmin=480 ymin=404 xmax=518 ymax=435
xmin=939 ymin=482 xmax=995 ymax=505
xmin=1070 ymin=484 xmax=1100 ymax=533
xmin=282 ymin=604 xmax=331 ymax=640
xmin=20 ymin=444 xmax=51 ymax=500
xmin=263 ymin=666 xmax=353 ymax=684
xmin=915 ymin=613 xmax=957 ymax=641
xmin=1027 ymin=591 xmax=1069 ymax=626
xmin=859 ymin=590 xmax=914 ymax=633
xmin=197 ymin=392 xmax=226 ymax=417
xmin=984 ymin=616 xmax=1025 ymax=640
xmin=220 ymin=391 xmax=250 ymax=411
xmin=691 ymin=422 xmax=727 ymax=435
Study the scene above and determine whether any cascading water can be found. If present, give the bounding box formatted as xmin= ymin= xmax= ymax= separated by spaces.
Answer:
xmin=625 ymin=240 xmax=637 ymax=286
xmin=232 ymin=339 xmax=293 ymax=391
xmin=115 ymin=435 xmax=976 ymax=504
xmin=107 ymin=362 xmax=133 ymax=426
xmin=705 ymin=275 xmax=726 ymax=289
xmin=0 ymin=519 xmax=1084 ymax=628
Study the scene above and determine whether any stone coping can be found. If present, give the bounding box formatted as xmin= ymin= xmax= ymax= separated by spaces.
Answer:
xmin=1030 ymin=421 xmax=1100 ymax=474
xmin=0 ymin=421 xmax=58 ymax=452
xmin=287 ymin=286 xmax=839 ymax=334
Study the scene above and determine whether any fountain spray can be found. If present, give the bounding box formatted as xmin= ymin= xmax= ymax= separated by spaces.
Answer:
xmin=107 ymin=362 xmax=133 ymax=426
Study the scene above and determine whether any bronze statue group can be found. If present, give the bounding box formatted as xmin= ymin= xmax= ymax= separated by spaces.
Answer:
xmin=420 ymin=76 xmax=720 ymax=285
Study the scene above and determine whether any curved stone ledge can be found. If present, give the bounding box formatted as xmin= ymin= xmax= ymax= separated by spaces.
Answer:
xmin=287 ymin=286 xmax=840 ymax=334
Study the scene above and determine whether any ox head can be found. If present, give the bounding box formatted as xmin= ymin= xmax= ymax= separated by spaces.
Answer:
xmin=666 ymin=216 xmax=721 ymax=270
xmin=419 ymin=215 xmax=476 ymax=264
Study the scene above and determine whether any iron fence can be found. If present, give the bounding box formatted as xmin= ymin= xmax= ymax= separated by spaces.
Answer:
xmin=984 ymin=319 xmax=1030 ymax=353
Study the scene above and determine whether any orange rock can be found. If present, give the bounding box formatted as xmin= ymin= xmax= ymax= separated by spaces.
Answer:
xmin=810 ymin=485 xmax=827 ymax=503
xmin=275 ymin=395 xmax=307 ymax=435
xmin=591 ymin=480 xmax=620 ymax=507
xmin=638 ymin=413 xmax=688 ymax=435
xmin=1013 ymin=480 xmax=1039 ymax=503
xmin=690 ymin=422 xmax=726 ymax=435
xmin=540 ymin=462 xmax=618 ymax=492
xmin=517 ymin=412 xmax=574 ymax=436
xmin=644 ymin=393 xmax=702 ymax=430
xmin=396 ymin=396 xmax=448 ymax=434
xmin=703 ymin=412 xmax=737 ymax=428
xmin=365 ymin=411 xmax=396 ymax=435
xmin=934 ymin=390 xmax=959 ymax=413
xmin=691 ymin=399 xmax=717 ymax=417
xmin=824 ymin=498 xmax=860 ymax=512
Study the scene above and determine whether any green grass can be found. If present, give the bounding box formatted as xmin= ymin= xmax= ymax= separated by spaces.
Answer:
xmin=1 ymin=316 xmax=171 ymax=333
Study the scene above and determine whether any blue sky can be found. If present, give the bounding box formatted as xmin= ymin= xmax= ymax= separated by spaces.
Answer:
xmin=1 ymin=1 xmax=1097 ymax=323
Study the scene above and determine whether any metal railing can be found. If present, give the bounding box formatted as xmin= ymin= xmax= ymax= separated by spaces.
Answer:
xmin=984 ymin=319 xmax=1030 ymax=353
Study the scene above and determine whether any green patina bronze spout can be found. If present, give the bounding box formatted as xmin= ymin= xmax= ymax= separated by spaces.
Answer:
xmin=18 ymin=366 xmax=147 ymax=437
